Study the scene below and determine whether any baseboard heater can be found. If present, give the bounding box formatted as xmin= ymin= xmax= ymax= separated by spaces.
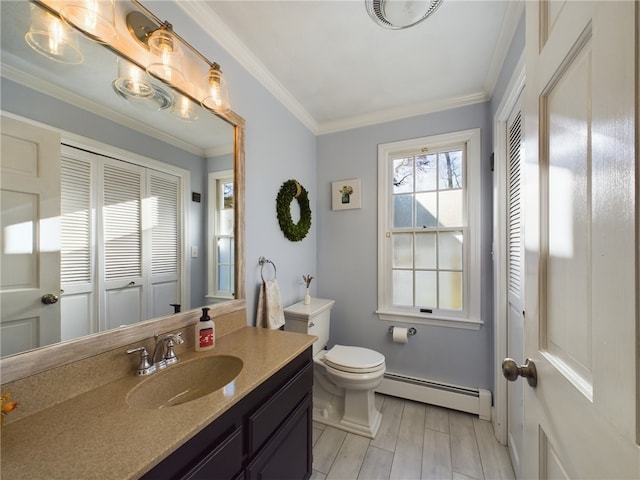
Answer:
xmin=376 ymin=372 xmax=492 ymax=421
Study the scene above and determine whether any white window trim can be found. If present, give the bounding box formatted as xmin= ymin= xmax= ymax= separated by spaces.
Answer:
xmin=207 ymin=170 xmax=235 ymax=301
xmin=376 ymin=128 xmax=483 ymax=331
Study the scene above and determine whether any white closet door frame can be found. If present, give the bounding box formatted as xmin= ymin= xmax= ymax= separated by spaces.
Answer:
xmin=492 ymin=52 xmax=525 ymax=445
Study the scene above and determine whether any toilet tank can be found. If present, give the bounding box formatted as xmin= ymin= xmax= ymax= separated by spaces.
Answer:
xmin=283 ymin=298 xmax=335 ymax=356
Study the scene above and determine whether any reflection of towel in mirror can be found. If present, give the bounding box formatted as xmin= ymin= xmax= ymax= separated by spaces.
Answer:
xmin=256 ymin=279 xmax=285 ymax=329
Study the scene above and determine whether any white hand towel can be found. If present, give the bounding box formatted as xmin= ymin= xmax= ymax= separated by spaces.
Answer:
xmin=256 ymin=279 xmax=285 ymax=329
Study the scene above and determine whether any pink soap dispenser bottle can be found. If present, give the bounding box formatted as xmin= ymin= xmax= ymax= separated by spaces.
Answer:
xmin=195 ymin=307 xmax=215 ymax=351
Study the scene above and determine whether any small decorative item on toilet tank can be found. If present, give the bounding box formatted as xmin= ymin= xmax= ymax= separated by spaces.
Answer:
xmin=302 ymin=274 xmax=314 ymax=305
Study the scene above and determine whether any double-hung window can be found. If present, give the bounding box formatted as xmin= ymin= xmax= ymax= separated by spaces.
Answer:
xmin=208 ymin=171 xmax=235 ymax=300
xmin=377 ymin=129 xmax=482 ymax=330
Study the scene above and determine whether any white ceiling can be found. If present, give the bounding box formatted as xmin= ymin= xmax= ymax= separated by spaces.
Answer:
xmin=178 ymin=0 xmax=524 ymax=134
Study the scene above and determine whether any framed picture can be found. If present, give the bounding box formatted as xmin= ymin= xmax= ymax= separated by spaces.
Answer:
xmin=332 ymin=178 xmax=361 ymax=210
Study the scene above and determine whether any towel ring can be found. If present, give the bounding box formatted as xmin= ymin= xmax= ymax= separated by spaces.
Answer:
xmin=258 ymin=256 xmax=277 ymax=282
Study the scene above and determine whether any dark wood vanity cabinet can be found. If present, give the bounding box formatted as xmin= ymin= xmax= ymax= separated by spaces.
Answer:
xmin=141 ymin=348 xmax=313 ymax=480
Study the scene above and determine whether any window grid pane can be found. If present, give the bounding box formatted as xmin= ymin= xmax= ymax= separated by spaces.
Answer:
xmin=390 ymin=147 xmax=465 ymax=312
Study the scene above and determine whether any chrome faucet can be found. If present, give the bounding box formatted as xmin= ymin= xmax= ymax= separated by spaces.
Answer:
xmin=151 ymin=332 xmax=184 ymax=369
xmin=126 ymin=346 xmax=156 ymax=376
xmin=126 ymin=332 xmax=184 ymax=376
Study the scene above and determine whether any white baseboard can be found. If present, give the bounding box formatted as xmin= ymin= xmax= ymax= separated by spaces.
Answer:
xmin=376 ymin=372 xmax=492 ymax=421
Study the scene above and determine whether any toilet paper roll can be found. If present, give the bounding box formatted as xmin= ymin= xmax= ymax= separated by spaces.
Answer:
xmin=392 ymin=327 xmax=409 ymax=344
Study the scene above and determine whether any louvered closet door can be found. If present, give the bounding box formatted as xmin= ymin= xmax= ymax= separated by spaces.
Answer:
xmin=505 ymin=94 xmax=524 ymax=478
xmin=147 ymin=170 xmax=181 ymax=317
xmin=101 ymin=158 xmax=145 ymax=330
xmin=60 ymin=146 xmax=97 ymax=340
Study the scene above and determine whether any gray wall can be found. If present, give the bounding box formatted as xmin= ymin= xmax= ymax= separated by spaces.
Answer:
xmin=316 ymin=103 xmax=495 ymax=391
xmin=151 ymin=2 xmax=318 ymax=323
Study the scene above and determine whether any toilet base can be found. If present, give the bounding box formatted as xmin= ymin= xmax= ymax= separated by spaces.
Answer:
xmin=313 ymin=390 xmax=382 ymax=439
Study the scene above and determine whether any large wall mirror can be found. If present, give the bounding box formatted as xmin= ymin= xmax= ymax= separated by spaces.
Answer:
xmin=0 ymin=0 xmax=245 ymax=378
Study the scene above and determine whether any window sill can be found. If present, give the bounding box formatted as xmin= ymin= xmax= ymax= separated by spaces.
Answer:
xmin=376 ymin=310 xmax=483 ymax=330
xmin=206 ymin=295 xmax=235 ymax=304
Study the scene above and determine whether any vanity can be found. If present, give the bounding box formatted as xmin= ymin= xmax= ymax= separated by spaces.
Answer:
xmin=0 ymin=313 xmax=316 ymax=479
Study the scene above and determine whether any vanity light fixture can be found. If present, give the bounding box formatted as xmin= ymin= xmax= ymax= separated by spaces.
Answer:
xmin=366 ymin=0 xmax=444 ymax=30
xmin=27 ymin=1 xmax=232 ymax=113
xmin=172 ymin=94 xmax=199 ymax=122
xmin=201 ymin=64 xmax=230 ymax=114
xmin=145 ymin=22 xmax=185 ymax=85
xmin=126 ymin=7 xmax=231 ymax=114
xmin=25 ymin=3 xmax=84 ymax=64
xmin=59 ymin=0 xmax=118 ymax=44
xmin=113 ymin=57 xmax=155 ymax=99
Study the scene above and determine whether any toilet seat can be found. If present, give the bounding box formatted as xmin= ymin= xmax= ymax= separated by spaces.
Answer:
xmin=323 ymin=345 xmax=385 ymax=374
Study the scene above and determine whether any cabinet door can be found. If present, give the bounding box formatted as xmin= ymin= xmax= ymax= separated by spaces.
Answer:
xmin=182 ymin=427 xmax=243 ymax=480
xmin=246 ymin=394 xmax=312 ymax=480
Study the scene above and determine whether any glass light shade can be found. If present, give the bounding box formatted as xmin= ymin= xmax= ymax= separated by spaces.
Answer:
xmin=201 ymin=66 xmax=230 ymax=113
xmin=59 ymin=0 xmax=117 ymax=44
xmin=113 ymin=58 xmax=154 ymax=99
xmin=146 ymin=27 xmax=185 ymax=85
xmin=172 ymin=94 xmax=199 ymax=122
xmin=25 ymin=4 xmax=84 ymax=65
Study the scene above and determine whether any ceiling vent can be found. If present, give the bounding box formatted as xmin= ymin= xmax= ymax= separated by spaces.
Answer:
xmin=366 ymin=0 xmax=444 ymax=30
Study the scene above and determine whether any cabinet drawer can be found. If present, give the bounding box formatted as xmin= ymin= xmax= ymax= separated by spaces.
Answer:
xmin=248 ymin=362 xmax=313 ymax=455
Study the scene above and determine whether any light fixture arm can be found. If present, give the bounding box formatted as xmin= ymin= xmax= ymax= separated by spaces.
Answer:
xmin=130 ymin=0 xmax=218 ymax=68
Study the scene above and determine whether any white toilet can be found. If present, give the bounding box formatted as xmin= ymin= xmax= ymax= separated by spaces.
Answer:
xmin=283 ymin=298 xmax=385 ymax=438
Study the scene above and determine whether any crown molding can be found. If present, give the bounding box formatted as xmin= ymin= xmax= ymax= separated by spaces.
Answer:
xmin=317 ymin=91 xmax=489 ymax=135
xmin=483 ymin=0 xmax=525 ymax=97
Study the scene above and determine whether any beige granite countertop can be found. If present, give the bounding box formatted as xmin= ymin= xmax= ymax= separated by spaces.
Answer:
xmin=0 ymin=327 xmax=315 ymax=479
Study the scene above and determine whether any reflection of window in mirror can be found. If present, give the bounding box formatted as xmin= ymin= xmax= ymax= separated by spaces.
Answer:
xmin=208 ymin=171 xmax=235 ymax=301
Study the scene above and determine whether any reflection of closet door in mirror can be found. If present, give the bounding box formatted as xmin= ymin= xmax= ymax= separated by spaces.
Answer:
xmin=100 ymin=158 xmax=146 ymax=330
xmin=60 ymin=146 xmax=97 ymax=340
xmin=0 ymin=115 xmax=61 ymax=356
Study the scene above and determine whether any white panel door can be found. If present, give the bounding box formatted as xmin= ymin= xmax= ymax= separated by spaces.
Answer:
xmin=522 ymin=1 xmax=639 ymax=478
xmin=0 ymin=115 xmax=61 ymax=355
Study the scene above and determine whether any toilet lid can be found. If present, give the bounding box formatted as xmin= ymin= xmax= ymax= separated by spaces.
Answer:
xmin=324 ymin=345 xmax=385 ymax=371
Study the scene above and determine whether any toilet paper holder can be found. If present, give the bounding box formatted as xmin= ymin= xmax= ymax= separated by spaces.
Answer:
xmin=388 ymin=326 xmax=417 ymax=336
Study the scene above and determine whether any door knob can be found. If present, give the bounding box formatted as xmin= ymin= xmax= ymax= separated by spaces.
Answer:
xmin=502 ymin=358 xmax=537 ymax=388
xmin=41 ymin=293 xmax=59 ymax=305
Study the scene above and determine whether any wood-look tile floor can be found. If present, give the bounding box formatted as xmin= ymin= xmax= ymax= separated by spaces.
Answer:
xmin=311 ymin=394 xmax=515 ymax=480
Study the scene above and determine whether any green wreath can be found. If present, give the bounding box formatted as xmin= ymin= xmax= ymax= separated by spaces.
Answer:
xmin=276 ymin=179 xmax=311 ymax=242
